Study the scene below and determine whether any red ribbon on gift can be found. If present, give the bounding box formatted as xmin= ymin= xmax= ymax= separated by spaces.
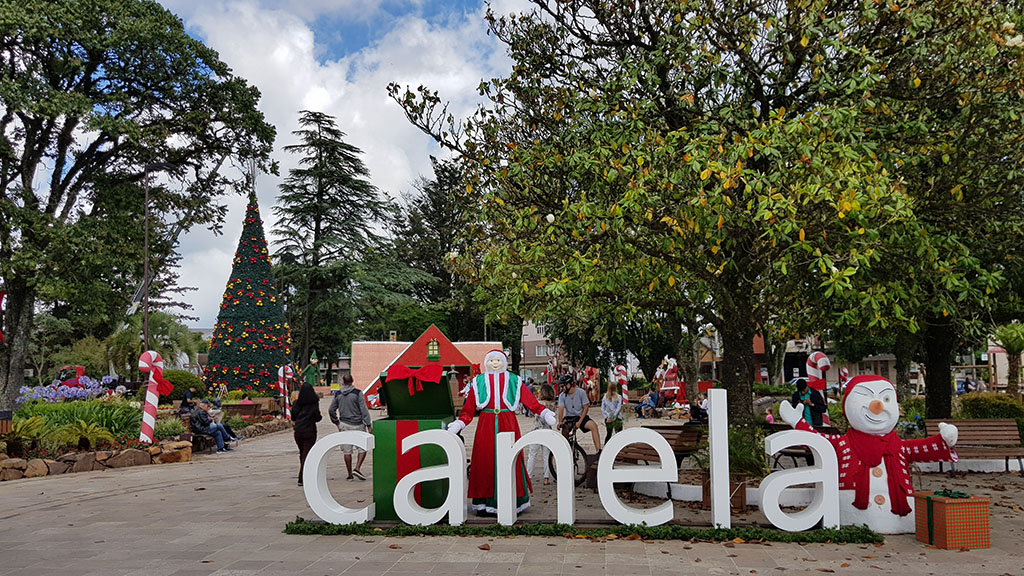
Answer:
xmin=386 ymin=364 xmax=443 ymax=396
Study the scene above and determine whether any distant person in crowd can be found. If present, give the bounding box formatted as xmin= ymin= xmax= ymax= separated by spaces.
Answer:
xmin=190 ymin=400 xmax=234 ymax=453
xmin=180 ymin=386 xmax=199 ymax=413
xmin=790 ymin=378 xmax=827 ymax=427
xmin=557 ymin=374 xmax=602 ymax=451
xmin=601 ymin=383 xmax=623 ymax=443
xmin=635 ymin=389 xmax=659 ymax=419
xmin=208 ymin=399 xmax=243 ymax=440
xmin=239 ymin=394 xmax=254 ymax=405
xmin=327 ymin=374 xmax=372 ymax=481
xmin=689 ymin=392 xmax=708 ymax=423
xmin=526 ymin=384 xmax=557 ymax=485
xmin=291 ymin=381 xmax=322 ymax=487
xmin=765 ymin=406 xmax=775 ymax=424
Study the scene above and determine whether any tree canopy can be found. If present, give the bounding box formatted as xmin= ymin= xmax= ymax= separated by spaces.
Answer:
xmin=0 ymin=0 xmax=276 ymax=411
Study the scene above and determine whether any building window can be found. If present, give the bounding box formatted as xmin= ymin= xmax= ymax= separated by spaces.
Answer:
xmin=427 ymin=338 xmax=440 ymax=361
xmin=537 ymin=324 xmax=546 ymax=336
xmin=536 ymin=345 xmax=546 ymax=357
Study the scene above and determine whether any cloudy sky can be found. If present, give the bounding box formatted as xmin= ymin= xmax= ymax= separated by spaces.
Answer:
xmin=158 ymin=0 xmax=528 ymax=327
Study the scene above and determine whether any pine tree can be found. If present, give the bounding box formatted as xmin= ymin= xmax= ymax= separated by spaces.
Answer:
xmin=204 ymin=193 xmax=292 ymax=394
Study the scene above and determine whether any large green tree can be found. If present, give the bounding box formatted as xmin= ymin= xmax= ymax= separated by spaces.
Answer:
xmin=0 ymin=0 xmax=275 ymax=412
xmin=273 ymin=110 xmax=393 ymax=367
xmin=393 ymin=0 xmax=952 ymax=426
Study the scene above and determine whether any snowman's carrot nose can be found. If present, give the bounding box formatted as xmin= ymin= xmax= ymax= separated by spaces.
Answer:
xmin=869 ymin=400 xmax=884 ymax=414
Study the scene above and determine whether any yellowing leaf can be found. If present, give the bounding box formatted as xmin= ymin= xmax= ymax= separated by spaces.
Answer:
xmin=799 ymin=228 xmax=805 ymax=241
xmin=700 ymin=168 xmax=712 ymax=181
xmin=913 ymin=77 xmax=921 ymax=88
xmin=466 ymin=184 xmax=473 ymax=193
xmin=668 ymin=276 xmax=676 ymax=287
xmin=800 ymin=36 xmax=809 ymax=47
xmin=649 ymin=281 xmax=656 ymax=292
xmin=711 ymin=245 xmax=719 ymax=254
xmin=637 ymin=156 xmax=644 ymax=166
xmin=717 ymin=215 xmax=725 ymax=229
xmin=942 ymin=308 xmax=948 ymax=317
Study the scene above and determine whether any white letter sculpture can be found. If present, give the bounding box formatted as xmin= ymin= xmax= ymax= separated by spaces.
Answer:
xmin=759 ymin=430 xmax=840 ymax=531
xmin=303 ymin=431 xmax=375 ymax=524
xmin=495 ymin=429 xmax=575 ymax=526
xmin=707 ymin=388 xmax=731 ymax=528
xmin=394 ymin=429 xmax=468 ymax=526
xmin=598 ymin=427 xmax=676 ymax=525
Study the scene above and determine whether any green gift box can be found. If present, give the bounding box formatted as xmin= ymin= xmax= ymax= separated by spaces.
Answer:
xmin=372 ymin=417 xmax=454 ymax=521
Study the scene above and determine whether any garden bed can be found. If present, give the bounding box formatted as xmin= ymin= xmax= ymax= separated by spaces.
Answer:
xmin=0 ymin=438 xmax=194 ymax=481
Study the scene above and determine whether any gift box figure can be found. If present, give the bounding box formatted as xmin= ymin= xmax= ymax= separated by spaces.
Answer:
xmin=372 ymin=364 xmax=455 ymax=521
xmin=914 ymin=491 xmax=990 ymax=549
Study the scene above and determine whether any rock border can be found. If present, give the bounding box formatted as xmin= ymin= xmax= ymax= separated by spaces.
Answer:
xmin=0 ymin=417 xmax=292 ymax=481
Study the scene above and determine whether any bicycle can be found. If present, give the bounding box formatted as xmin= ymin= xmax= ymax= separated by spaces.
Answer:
xmin=548 ymin=415 xmax=589 ymax=486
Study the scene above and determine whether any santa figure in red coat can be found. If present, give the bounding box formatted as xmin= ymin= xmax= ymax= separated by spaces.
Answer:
xmin=780 ymin=374 xmax=958 ymax=533
xmin=447 ymin=350 xmax=556 ymax=515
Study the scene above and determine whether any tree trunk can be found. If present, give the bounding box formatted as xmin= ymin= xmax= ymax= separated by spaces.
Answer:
xmin=1007 ymin=350 xmax=1021 ymax=398
xmin=717 ymin=313 xmax=756 ymax=428
xmin=1 ymin=280 xmax=36 ymax=412
xmin=507 ymin=316 xmax=523 ymax=373
xmin=763 ymin=332 xmax=786 ymax=387
xmin=923 ymin=318 xmax=955 ymax=419
xmin=892 ymin=330 xmax=916 ymax=401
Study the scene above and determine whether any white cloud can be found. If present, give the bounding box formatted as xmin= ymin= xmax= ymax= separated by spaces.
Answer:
xmin=161 ymin=0 xmax=521 ymax=327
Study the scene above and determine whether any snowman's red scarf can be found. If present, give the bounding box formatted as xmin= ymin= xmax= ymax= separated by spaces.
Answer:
xmin=845 ymin=428 xmax=912 ymax=516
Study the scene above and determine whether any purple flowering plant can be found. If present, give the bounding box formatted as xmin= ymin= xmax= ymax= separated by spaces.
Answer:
xmin=16 ymin=376 xmax=108 ymax=407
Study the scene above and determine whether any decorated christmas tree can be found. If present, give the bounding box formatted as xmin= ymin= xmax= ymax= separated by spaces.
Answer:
xmin=204 ymin=192 xmax=292 ymax=394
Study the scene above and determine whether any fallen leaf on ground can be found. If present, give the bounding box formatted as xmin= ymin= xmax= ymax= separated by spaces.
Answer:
xmin=625 ymin=534 xmax=642 ymax=540
xmin=816 ymin=570 xmax=834 ymax=573
xmin=841 ymin=563 xmax=850 ymax=567
xmin=389 ymin=544 xmax=401 ymax=549
xmin=478 ymin=544 xmax=490 ymax=550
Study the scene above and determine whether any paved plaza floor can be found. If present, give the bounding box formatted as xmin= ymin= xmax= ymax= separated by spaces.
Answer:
xmin=2 ymin=397 xmax=1023 ymax=575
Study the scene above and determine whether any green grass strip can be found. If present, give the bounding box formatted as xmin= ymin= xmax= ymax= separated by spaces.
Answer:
xmin=284 ymin=517 xmax=883 ymax=543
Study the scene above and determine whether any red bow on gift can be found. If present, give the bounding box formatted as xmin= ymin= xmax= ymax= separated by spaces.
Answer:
xmin=386 ymin=364 xmax=443 ymax=396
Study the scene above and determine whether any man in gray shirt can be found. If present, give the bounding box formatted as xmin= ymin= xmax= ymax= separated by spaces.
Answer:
xmin=556 ymin=374 xmax=602 ymax=451
xmin=328 ymin=374 xmax=372 ymax=480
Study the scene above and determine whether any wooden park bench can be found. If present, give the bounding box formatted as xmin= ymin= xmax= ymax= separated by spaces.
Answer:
xmin=762 ymin=422 xmax=842 ymax=468
xmin=925 ymin=419 xmax=1024 ymax=477
xmin=176 ymin=412 xmax=217 ymax=454
xmin=614 ymin=424 xmax=704 ymax=467
xmin=223 ymin=403 xmax=259 ymax=420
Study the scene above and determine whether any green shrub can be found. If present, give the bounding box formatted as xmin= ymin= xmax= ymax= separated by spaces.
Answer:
xmin=958 ymin=393 xmax=1024 ymax=419
xmin=15 ymin=398 xmax=142 ymax=438
xmin=826 ymin=402 xmax=848 ymax=431
xmin=154 ymin=418 xmax=185 ymax=440
xmin=629 ymin=375 xmax=650 ymax=393
xmin=54 ymin=420 xmax=115 ymax=451
xmin=226 ymin=389 xmax=245 ymax=400
xmin=224 ymin=413 xmax=248 ymax=430
xmin=754 ymin=382 xmax=795 ymax=397
xmin=162 ymin=370 xmax=205 ymax=403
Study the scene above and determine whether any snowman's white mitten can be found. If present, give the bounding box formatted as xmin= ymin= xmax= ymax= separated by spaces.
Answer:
xmin=447 ymin=419 xmax=467 ymax=435
xmin=779 ymin=400 xmax=803 ymax=428
xmin=541 ymin=408 xmax=556 ymax=428
xmin=938 ymin=422 xmax=958 ymax=447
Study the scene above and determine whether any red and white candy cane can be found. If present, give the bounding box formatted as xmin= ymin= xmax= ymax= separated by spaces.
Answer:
xmin=806 ymin=351 xmax=831 ymax=391
xmin=278 ymin=365 xmax=294 ymax=419
xmin=138 ymin=351 xmax=173 ymax=443
xmin=614 ymin=364 xmax=629 ymax=403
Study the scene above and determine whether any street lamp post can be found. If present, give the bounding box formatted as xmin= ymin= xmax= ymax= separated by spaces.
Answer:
xmin=141 ymin=162 xmax=176 ymax=351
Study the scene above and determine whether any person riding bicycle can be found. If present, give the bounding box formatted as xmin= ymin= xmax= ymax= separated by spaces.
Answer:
xmin=556 ymin=373 xmax=602 ymax=452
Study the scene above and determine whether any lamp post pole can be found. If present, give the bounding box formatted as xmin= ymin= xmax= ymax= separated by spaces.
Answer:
xmin=140 ymin=162 xmax=176 ymax=352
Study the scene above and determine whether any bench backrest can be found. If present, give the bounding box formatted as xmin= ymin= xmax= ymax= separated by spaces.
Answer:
xmin=924 ymin=419 xmax=1022 ymax=447
xmin=642 ymin=426 xmax=702 ymax=449
xmin=224 ymin=403 xmax=259 ymax=418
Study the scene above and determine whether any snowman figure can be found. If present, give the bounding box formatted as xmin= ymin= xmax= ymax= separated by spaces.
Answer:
xmin=779 ymin=374 xmax=958 ymax=534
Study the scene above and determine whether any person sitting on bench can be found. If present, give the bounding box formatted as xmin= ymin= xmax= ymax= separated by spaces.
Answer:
xmin=190 ymin=400 xmax=235 ymax=453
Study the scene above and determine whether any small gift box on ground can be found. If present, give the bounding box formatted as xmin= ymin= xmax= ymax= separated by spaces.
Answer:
xmin=914 ymin=490 xmax=990 ymax=549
